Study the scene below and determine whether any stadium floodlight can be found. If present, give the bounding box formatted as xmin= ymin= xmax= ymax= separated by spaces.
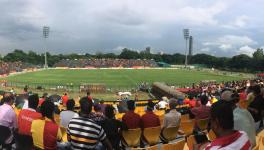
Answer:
xmin=43 ymin=26 xmax=50 ymax=69
xmin=183 ymin=29 xmax=190 ymax=68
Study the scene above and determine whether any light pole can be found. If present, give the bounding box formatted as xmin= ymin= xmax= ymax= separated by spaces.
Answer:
xmin=183 ymin=29 xmax=190 ymax=68
xmin=43 ymin=26 xmax=50 ymax=69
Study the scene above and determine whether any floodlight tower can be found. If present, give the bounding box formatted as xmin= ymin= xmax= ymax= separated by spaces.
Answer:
xmin=43 ymin=26 xmax=50 ymax=69
xmin=183 ymin=29 xmax=190 ymax=68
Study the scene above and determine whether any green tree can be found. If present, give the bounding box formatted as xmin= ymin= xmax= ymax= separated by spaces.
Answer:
xmin=253 ymin=48 xmax=263 ymax=60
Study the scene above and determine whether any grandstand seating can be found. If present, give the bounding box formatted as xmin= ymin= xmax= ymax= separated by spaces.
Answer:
xmin=143 ymin=126 xmax=162 ymax=146
xmin=161 ymin=139 xmax=185 ymax=150
xmin=161 ymin=126 xmax=179 ymax=142
xmin=122 ymin=128 xmax=142 ymax=148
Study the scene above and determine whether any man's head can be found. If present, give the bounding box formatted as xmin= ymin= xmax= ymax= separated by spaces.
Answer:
xmin=210 ymin=100 xmax=234 ymax=137
xmin=221 ymin=90 xmax=240 ymax=105
xmin=66 ymin=99 xmax=75 ymax=111
xmin=146 ymin=101 xmax=155 ymax=111
xmin=169 ymin=98 xmax=177 ymax=109
xmin=87 ymin=91 xmax=91 ymax=96
xmin=2 ymin=93 xmax=14 ymax=105
xmin=220 ymin=90 xmax=233 ymax=101
xmin=127 ymin=100 xmax=135 ymax=111
xmin=105 ymin=105 xmax=115 ymax=119
xmin=94 ymin=104 xmax=101 ymax=112
xmin=79 ymin=97 xmax=92 ymax=115
xmin=28 ymin=94 xmax=39 ymax=110
xmin=40 ymin=100 xmax=55 ymax=119
xmin=253 ymin=85 xmax=261 ymax=96
xmin=200 ymin=95 xmax=208 ymax=105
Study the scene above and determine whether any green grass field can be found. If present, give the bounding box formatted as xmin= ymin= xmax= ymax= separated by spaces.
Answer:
xmin=4 ymin=69 xmax=246 ymax=89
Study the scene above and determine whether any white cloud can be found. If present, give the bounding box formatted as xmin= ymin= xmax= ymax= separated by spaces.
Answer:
xmin=223 ymin=15 xmax=250 ymax=29
xmin=203 ymin=35 xmax=256 ymax=51
xmin=199 ymin=47 xmax=210 ymax=52
xmin=238 ymin=45 xmax=255 ymax=56
xmin=219 ymin=44 xmax=232 ymax=50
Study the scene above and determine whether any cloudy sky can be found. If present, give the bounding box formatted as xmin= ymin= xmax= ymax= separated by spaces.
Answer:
xmin=0 ymin=0 xmax=263 ymax=57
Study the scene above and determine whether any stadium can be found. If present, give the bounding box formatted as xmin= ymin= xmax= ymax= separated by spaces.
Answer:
xmin=1 ymin=1 xmax=264 ymax=150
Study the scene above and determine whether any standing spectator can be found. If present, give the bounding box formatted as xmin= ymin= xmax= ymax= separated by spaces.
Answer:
xmin=162 ymin=98 xmax=181 ymax=128
xmin=122 ymin=100 xmax=141 ymax=129
xmin=31 ymin=100 xmax=62 ymax=150
xmin=221 ymin=90 xmax=256 ymax=147
xmin=101 ymin=105 xmax=127 ymax=150
xmin=189 ymin=95 xmax=197 ymax=108
xmin=248 ymin=85 xmax=264 ymax=130
xmin=67 ymin=97 xmax=112 ymax=150
xmin=17 ymin=94 xmax=42 ymax=149
xmin=203 ymin=101 xmax=251 ymax=150
xmin=141 ymin=101 xmax=160 ymax=128
xmin=60 ymin=99 xmax=78 ymax=128
xmin=0 ymin=94 xmax=17 ymax=149
xmin=61 ymin=93 xmax=69 ymax=107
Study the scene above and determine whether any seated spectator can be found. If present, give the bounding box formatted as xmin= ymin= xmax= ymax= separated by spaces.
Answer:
xmin=31 ymin=100 xmax=62 ymax=150
xmin=191 ymin=95 xmax=210 ymax=121
xmin=162 ymin=98 xmax=181 ymax=128
xmin=101 ymin=105 xmax=127 ymax=150
xmin=202 ymin=100 xmax=251 ymax=150
xmin=248 ymin=85 xmax=264 ymax=130
xmin=0 ymin=93 xmax=17 ymax=149
xmin=38 ymin=93 xmax=48 ymax=106
xmin=61 ymin=93 xmax=69 ymax=107
xmin=156 ymin=99 xmax=168 ymax=110
xmin=189 ymin=95 xmax=197 ymax=108
xmin=221 ymin=90 xmax=256 ymax=147
xmin=161 ymin=98 xmax=181 ymax=143
xmin=60 ymin=99 xmax=78 ymax=128
xmin=99 ymin=100 xmax=107 ymax=113
xmin=17 ymin=94 xmax=42 ymax=149
xmin=122 ymin=100 xmax=141 ymax=129
xmin=88 ymin=103 xmax=106 ymax=124
xmin=141 ymin=101 xmax=160 ymax=129
xmin=67 ymin=97 xmax=112 ymax=150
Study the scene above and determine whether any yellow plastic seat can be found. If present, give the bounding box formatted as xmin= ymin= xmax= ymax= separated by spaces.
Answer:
xmin=131 ymin=145 xmax=158 ymax=150
xmin=179 ymin=120 xmax=194 ymax=136
xmin=186 ymin=135 xmax=196 ymax=150
xmin=122 ymin=128 xmax=142 ymax=147
xmin=196 ymin=118 xmax=209 ymax=131
xmin=143 ymin=126 xmax=161 ymax=146
xmin=161 ymin=139 xmax=185 ymax=150
xmin=161 ymin=126 xmax=179 ymax=142
xmin=181 ymin=114 xmax=190 ymax=122
xmin=207 ymin=129 xmax=216 ymax=141
xmin=60 ymin=126 xmax=67 ymax=142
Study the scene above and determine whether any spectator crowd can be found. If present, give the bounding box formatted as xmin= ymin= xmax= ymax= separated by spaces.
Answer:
xmin=53 ymin=59 xmax=158 ymax=68
xmin=0 ymin=61 xmax=37 ymax=76
xmin=0 ymin=79 xmax=264 ymax=150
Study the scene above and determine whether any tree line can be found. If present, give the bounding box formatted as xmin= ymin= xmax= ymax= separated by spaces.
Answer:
xmin=0 ymin=48 xmax=264 ymax=72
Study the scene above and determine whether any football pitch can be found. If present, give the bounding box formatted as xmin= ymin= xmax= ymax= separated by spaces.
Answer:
xmin=4 ymin=69 xmax=246 ymax=89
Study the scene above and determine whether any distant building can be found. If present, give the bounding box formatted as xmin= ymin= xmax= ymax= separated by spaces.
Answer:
xmin=189 ymin=36 xmax=193 ymax=56
xmin=145 ymin=47 xmax=151 ymax=54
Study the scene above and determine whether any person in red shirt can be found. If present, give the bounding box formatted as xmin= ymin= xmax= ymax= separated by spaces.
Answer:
xmin=122 ymin=100 xmax=141 ymax=129
xmin=189 ymin=96 xmax=197 ymax=108
xmin=61 ymin=93 xmax=69 ymax=107
xmin=38 ymin=93 xmax=48 ymax=106
xmin=87 ymin=91 xmax=93 ymax=102
xmin=141 ymin=101 xmax=160 ymax=128
xmin=17 ymin=94 xmax=42 ymax=149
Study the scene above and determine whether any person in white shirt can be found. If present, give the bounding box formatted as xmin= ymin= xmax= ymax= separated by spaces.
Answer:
xmin=156 ymin=98 xmax=168 ymax=110
xmin=60 ymin=99 xmax=78 ymax=128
